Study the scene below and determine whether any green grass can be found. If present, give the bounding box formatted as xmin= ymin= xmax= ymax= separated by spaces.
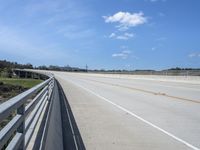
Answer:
xmin=0 ymin=77 xmax=43 ymax=88
xmin=0 ymin=78 xmax=43 ymax=133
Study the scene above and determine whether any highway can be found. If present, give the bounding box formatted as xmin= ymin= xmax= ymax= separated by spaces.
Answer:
xmin=52 ymin=72 xmax=200 ymax=150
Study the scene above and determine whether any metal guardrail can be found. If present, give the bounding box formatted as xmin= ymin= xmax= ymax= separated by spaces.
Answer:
xmin=0 ymin=71 xmax=54 ymax=150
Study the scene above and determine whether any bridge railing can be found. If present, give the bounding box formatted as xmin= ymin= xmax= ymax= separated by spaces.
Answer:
xmin=0 ymin=71 xmax=54 ymax=150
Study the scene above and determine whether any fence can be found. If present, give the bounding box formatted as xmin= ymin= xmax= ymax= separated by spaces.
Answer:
xmin=0 ymin=71 xmax=54 ymax=149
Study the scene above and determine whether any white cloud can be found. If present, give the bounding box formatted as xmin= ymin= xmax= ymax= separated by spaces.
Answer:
xmin=188 ymin=52 xmax=200 ymax=58
xmin=112 ymin=50 xmax=139 ymax=60
xmin=103 ymin=12 xmax=147 ymax=31
xmin=109 ymin=33 xmax=116 ymax=38
xmin=112 ymin=50 xmax=132 ymax=59
xmin=109 ymin=32 xmax=134 ymax=40
xmin=117 ymin=33 xmax=134 ymax=40
xmin=112 ymin=53 xmax=128 ymax=59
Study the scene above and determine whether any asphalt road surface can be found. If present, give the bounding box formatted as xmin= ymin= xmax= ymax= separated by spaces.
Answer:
xmin=52 ymin=72 xmax=200 ymax=150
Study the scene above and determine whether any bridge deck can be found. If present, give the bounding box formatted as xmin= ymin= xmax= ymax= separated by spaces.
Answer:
xmin=53 ymin=72 xmax=200 ymax=150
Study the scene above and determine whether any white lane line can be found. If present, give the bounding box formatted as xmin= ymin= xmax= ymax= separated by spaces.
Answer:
xmin=70 ymin=80 xmax=200 ymax=150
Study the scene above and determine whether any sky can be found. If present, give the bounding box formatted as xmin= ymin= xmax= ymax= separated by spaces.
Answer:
xmin=0 ymin=0 xmax=200 ymax=70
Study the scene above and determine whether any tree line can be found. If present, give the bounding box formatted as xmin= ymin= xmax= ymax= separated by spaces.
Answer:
xmin=1 ymin=59 xmax=200 ymax=77
xmin=0 ymin=60 xmax=33 ymax=77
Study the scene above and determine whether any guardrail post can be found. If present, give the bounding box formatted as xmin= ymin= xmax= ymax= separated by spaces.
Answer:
xmin=17 ymin=104 xmax=25 ymax=150
xmin=47 ymin=79 xmax=54 ymax=100
xmin=47 ymin=82 xmax=50 ymax=100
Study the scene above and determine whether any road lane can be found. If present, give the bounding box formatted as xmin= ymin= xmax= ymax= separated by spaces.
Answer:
xmin=69 ymin=73 xmax=200 ymax=103
xmin=53 ymin=72 xmax=200 ymax=150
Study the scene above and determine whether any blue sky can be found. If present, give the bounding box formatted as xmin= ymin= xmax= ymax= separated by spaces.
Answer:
xmin=0 ymin=0 xmax=200 ymax=70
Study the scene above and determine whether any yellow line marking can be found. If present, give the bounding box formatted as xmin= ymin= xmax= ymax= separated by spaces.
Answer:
xmin=85 ymin=78 xmax=200 ymax=104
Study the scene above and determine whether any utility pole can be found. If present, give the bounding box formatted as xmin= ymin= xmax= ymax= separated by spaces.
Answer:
xmin=86 ymin=64 xmax=88 ymax=72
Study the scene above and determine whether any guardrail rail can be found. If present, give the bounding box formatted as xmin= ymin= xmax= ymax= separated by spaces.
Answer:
xmin=0 ymin=71 xmax=54 ymax=150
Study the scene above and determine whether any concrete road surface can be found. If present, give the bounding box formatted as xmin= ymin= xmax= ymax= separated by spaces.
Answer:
xmin=52 ymin=72 xmax=200 ymax=150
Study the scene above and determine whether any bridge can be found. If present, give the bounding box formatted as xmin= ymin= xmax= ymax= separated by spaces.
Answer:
xmin=0 ymin=70 xmax=200 ymax=150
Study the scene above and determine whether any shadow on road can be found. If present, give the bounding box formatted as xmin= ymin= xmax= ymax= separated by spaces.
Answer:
xmin=33 ymin=80 xmax=85 ymax=150
xmin=57 ymin=80 xmax=86 ymax=150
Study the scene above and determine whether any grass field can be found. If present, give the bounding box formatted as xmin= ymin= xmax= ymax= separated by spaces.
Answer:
xmin=0 ymin=77 xmax=43 ymax=88
xmin=0 ymin=77 xmax=43 ymax=103
xmin=0 ymin=77 xmax=43 ymax=131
